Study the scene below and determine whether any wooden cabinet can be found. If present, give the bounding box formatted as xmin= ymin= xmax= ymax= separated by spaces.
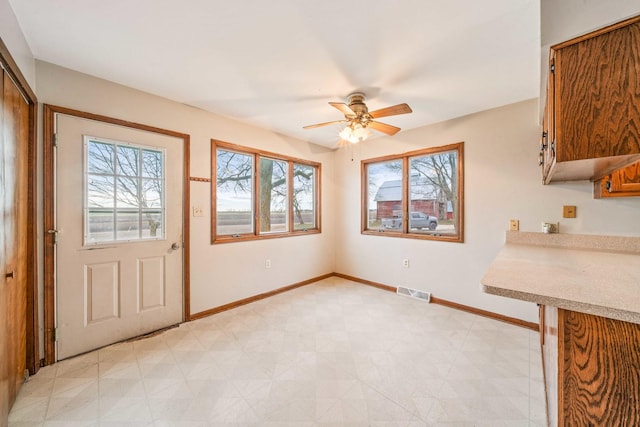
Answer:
xmin=594 ymin=160 xmax=640 ymax=198
xmin=541 ymin=306 xmax=640 ymax=426
xmin=541 ymin=15 xmax=640 ymax=184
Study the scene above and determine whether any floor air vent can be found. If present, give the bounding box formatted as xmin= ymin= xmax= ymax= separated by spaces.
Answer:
xmin=396 ymin=286 xmax=431 ymax=302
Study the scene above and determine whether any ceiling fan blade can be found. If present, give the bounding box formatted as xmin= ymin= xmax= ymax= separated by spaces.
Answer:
xmin=369 ymin=103 xmax=412 ymax=119
xmin=329 ymin=102 xmax=356 ymax=117
xmin=302 ymin=120 xmax=346 ymax=129
xmin=369 ymin=121 xmax=401 ymax=136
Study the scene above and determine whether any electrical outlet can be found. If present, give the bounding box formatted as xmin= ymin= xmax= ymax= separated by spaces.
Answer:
xmin=402 ymin=259 xmax=410 ymax=268
xmin=265 ymin=259 xmax=271 ymax=269
xmin=509 ymin=219 xmax=519 ymax=231
xmin=192 ymin=206 xmax=203 ymax=217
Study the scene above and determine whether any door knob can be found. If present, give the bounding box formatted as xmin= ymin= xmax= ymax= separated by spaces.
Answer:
xmin=171 ymin=242 xmax=180 ymax=250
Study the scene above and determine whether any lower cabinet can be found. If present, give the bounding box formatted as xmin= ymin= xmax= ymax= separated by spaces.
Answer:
xmin=541 ymin=306 xmax=640 ymax=426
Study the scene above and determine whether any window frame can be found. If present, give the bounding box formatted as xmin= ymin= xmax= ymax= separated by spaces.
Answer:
xmin=361 ymin=142 xmax=464 ymax=243
xmin=211 ymin=139 xmax=321 ymax=244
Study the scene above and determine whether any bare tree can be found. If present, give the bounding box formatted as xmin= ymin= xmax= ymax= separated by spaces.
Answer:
xmin=410 ymin=152 xmax=457 ymax=227
xmin=216 ymin=149 xmax=315 ymax=232
xmin=87 ymin=142 xmax=163 ymax=237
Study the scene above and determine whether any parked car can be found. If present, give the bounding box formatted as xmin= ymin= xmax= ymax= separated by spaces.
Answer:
xmin=381 ymin=212 xmax=438 ymax=230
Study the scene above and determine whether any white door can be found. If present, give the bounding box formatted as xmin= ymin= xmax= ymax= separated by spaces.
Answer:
xmin=55 ymin=113 xmax=184 ymax=360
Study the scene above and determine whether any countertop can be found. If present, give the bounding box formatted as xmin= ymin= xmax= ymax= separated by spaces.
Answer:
xmin=481 ymin=231 xmax=640 ymax=325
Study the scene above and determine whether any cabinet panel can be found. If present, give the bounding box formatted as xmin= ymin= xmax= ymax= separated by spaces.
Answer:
xmin=543 ymin=15 xmax=640 ymax=183
xmin=559 ymin=309 xmax=640 ymax=426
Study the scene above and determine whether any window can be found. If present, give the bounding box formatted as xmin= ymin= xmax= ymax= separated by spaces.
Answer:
xmin=85 ymin=136 xmax=165 ymax=244
xmin=362 ymin=142 xmax=464 ymax=242
xmin=212 ymin=140 xmax=320 ymax=243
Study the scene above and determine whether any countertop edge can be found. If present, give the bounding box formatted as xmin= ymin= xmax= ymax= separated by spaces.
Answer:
xmin=482 ymin=283 xmax=640 ymax=324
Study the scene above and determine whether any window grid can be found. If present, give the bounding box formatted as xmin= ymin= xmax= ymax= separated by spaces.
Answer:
xmin=84 ymin=137 xmax=165 ymax=245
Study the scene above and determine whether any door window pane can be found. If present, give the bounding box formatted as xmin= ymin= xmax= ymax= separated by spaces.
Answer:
xmin=141 ymin=179 xmax=162 ymax=209
xmin=142 ymin=149 xmax=162 ymax=178
xmin=87 ymin=142 xmax=114 ymax=174
xmin=116 ymin=177 xmax=139 ymax=208
xmin=84 ymin=137 xmax=165 ymax=244
xmin=216 ymin=148 xmax=254 ymax=235
xmin=116 ymin=145 xmax=139 ymax=176
xmin=86 ymin=210 xmax=114 ymax=243
xmin=87 ymin=175 xmax=115 ymax=208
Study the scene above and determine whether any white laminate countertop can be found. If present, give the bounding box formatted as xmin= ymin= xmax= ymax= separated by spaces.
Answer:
xmin=481 ymin=231 xmax=640 ymax=325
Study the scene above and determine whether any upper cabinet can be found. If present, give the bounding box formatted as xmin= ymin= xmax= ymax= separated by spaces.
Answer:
xmin=541 ymin=15 xmax=640 ymax=185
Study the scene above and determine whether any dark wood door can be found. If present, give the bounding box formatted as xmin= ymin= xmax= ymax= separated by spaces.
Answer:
xmin=1 ymin=67 xmax=29 ymax=426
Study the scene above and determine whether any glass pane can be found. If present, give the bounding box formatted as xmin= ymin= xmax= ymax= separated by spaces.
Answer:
xmin=142 ymin=149 xmax=163 ymax=178
xmin=410 ymin=150 xmax=458 ymax=236
xmin=117 ymin=145 xmax=139 ymax=176
xmin=87 ymin=140 xmax=115 ymax=174
xmin=85 ymin=138 xmax=166 ymax=245
xmin=116 ymin=177 xmax=140 ymax=208
xmin=141 ymin=210 xmax=163 ymax=238
xmin=141 ymin=179 xmax=162 ymax=209
xmin=293 ymin=163 xmax=315 ymax=230
xmin=366 ymin=160 xmax=403 ymax=230
xmin=259 ymin=157 xmax=288 ymax=233
xmin=87 ymin=174 xmax=115 ymax=208
xmin=216 ymin=149 xmax=254 ymax=235
xmin=115 ymin=210 xmax=140 ymax=240
xmin=86 ymin=210 xmax=114 ymax=243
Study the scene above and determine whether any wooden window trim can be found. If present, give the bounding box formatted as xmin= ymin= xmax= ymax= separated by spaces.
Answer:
xmin=361 ymin=142 xmax=464 ymax=243
xmin=211 ymin=139 xmax=321 ymax=244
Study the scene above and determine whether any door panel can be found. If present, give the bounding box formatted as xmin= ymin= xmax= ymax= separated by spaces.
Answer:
xmin=55 ymin=114 xmax=184 ymax=360
xmin=138 ymin=256 xmax=166 ymax=311
xmin=85 ymin=261 xmax=119 ymax=324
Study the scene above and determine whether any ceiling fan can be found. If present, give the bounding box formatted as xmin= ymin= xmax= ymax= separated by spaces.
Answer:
xmin=303 ymin=92 xmax=413 ymax=143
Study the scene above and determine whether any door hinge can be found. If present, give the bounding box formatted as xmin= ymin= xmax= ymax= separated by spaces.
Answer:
xmin=550 ymin=63 xmax=555 ymax=73
xmin=47 ymin=229 xmax=60 ymax=244
xmin=53 ymin=133 xmax=58 ymax=147
xmin=54 ymin=327 xmax=59 ymax=342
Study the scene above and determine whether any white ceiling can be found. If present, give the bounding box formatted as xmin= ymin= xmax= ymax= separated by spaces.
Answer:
xmin=9 ymin=0 xmax=540 ymax=148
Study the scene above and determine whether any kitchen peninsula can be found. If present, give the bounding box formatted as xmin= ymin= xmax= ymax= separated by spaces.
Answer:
xmin=482 ymin=231 xmax=640 ymax=426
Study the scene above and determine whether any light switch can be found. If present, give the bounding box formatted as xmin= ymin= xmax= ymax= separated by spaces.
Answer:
xmin=563 ymin=205 xmax=576 ymax=218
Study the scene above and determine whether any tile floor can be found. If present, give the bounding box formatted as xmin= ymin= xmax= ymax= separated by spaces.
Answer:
xmin=9 ymin=277 xmax=546 ymax=426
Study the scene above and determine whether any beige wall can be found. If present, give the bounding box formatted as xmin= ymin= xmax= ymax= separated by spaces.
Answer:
xmin=0 ymin=0 xmax=35 ymax=87
xmin=35 ymin=61 xmax=337 ymax=316
xmin=3 ymin=0 xmax=640 ymax=343
xmin=334 ymin=99 xmax=640 ymax=323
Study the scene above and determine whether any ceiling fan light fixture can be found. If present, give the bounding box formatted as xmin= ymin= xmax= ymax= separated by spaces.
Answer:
xmin=340 ymin=122 xmax=372 ymax=144
xmin=304 ymin=92 xmax=412 ymax=145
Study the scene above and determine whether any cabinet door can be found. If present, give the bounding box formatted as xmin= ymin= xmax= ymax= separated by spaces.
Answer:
xmin=594 ymin=161 xmax=640 ymax=198
xmin=554 ymin=19 xmax=640 ymax=163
